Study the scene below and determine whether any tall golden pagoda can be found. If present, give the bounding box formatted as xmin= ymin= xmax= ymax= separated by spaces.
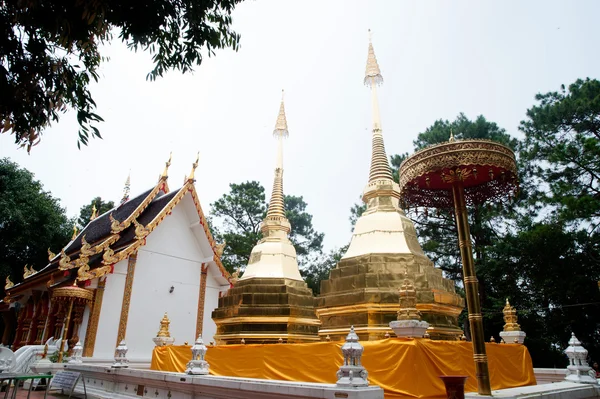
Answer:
xmin=212 ymin=92 xmax=320 ymax=344
xmin=316 ymin=32 xmax=464 ymax=341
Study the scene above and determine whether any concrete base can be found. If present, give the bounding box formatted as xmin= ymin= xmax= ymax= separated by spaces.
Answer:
xmin=32 ymin=363 xmax=384 ymax=399
xmin=466 ymin=382 xmax=600 ymax=399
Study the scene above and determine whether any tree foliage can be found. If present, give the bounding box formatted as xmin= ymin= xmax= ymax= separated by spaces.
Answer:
xmin=0 ymin=159 xmax=72 ymax=286
xmin=210 ymin=181 xmax=323 ymax=274
xmin=78 ymin=196 xmax=115 ymax=228
xmin=520 ymin=78 xmax=600 ymax=227
xmin=0 ymin=0 xmax=242 ymax=150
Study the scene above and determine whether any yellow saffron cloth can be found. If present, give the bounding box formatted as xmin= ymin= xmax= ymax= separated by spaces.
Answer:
xmin=151 ymin=338 xmax=536 ymax=399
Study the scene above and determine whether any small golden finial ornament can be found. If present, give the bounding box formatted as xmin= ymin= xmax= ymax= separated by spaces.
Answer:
xmin=48 ymin=248 xmax=56 ymax=261
xmin=90 ymin=203 xmax=98 ymax=221
xmin=449 ymin=128 xmax=456 ymax=142
xmin=4 ymin=277 xmax=14 ymax=290
xmin=460 ymin=333 xmax=467 ymax=341
xmin=397 ymin=271 xmax=421 ymax=321
xmin=23 ymin=265 xmax=36 ymax=279
xmin=241 ymin=338 xmax=245 ymax=345
xmin=157 ymin=312 xmax=171 ymax=338
xmin=215 ymin=240 xmax=226 ymax=258
xmin=278 ymin=337 xmax=283 ymax=344
xmin=490 ymin=336 xmax=496 ymax=343
xmin=184 ymin=341 xmax=188 ymax=346
xmin=384 ymin=332 xmax=390 ymax=338
xmin=72 ymin=225 xmax=79 ymax=240
xmin=186 ymin=152 xmax=200 ymax=182
xmin=502 ymin=299 xmax=521 ymax=332
xmin=161 ymin=152 xmax=172 ymax=179
xmin=325 ymin=335 xmax=331 ymax=341
xmin=423 ymin=331 xmax=430 ymax=339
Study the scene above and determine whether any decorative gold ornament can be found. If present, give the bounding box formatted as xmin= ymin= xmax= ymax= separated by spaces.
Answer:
xmin=102 ymin=248 xmax=120 ymax=265
xmin=502 ymin=299 xmax=521 ymax=332
xmin=161 ymin=152 xmax=172 ymax=179
xmin=215 ymin=240 xmax=226 ymax=258
xmin=397 ymin=271 xmax=421 ymax=321
xmin=90 ymin=203 xmax=98 ymax=221
xmin=76 ymin=264 xmax=113 ymax=282
xmin=460 ymin=334 xmax=467 ymax=341
xmin=23 ymin=265 xmax=36 ymax=279
xmin=46 ymin=273 xmax=55 ymax=288
xmin=72 ymin=225 xmax=79 ymax=240
xmin=110 ymin=213 xmax=126 ymax=234
xmin=80 ymin=236 xmax=94 ymax=257
xmin=133 ymin=219 xmax=150 ymax=240
xmin=229 ymin=269 xmax=240 ymax=286
xmin=48 ymin=248 xmax=57 ymax=261
xmin=187 ymin=152 xmax=200 ymax=182
xmin=5 ymin=276 xmax=14 ymax=290
xmin=157 ymin=313 xmax=171 ymax=338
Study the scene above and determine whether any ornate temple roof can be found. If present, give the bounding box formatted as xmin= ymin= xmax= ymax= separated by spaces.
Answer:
xmin=5 ymin=158 xmax=229 ymax=298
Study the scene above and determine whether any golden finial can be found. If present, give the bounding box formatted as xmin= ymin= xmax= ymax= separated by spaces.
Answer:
xmin=48 ymin=248 xmax=57 ymax=261
xmin=449 ymin=128 xmax=456 ymax=142
xmin=4 ymin=277 xmax=14 ymax=290
xmin=397 ymin=271 xmax=421 ymax=321
xmin=186 ymin=152 xmax=200 ymax=182
xmin=109 ymin=213 xmax=126 ymax=234
xmin=273 ymin=90 xmax=289 ymax=138
xmin=156 ymin=312 xmax=171 ymax=338
xmin=58 ymin=249 xmax=72 ymax=270
xmin=80 ymin=235 xmax=94 ymax=257
xmin=364 ymin=29 xmax=383 ymax=87
xmin=133 ymin=219 xmax=150 ymax=240
xmin=503 ymin=298 xmax=521 ymax=332
xmin=161 ymin=152 xmax=172 ymax=180
xmin=121 ymin=172 xmax=131 ymax=204
xmin=71 ymin=225 xmax=79 ymax=240
xmin=90 ymin=203 xmax=98 ymax=221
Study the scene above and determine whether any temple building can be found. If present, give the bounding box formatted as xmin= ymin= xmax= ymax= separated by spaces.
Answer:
xmin=211 ymin=93 xmax=320 ymax=345
xmin=0 ymin=159 xmax=230 ymax=361
xmin=316 ymin=33 xmax=464 ymax=341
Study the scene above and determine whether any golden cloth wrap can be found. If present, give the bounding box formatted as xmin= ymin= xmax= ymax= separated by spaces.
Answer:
xmin=151 ymin=339 xmax=535 ymax=398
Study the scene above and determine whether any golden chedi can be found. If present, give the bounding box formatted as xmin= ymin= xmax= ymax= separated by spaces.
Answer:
xmin=499 ymin=299 xmax=526 ymax=344
xmin=317 ymin=32 xmax=464 ymax=341
xmin=153 ymin=312 xmax=175 ymax=346
xmin=211 ymin=92 xmax=319 ymax=344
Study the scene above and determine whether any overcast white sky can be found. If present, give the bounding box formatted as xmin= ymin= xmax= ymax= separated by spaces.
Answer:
xmin=1 ymin=0 xmax=599 ymax=253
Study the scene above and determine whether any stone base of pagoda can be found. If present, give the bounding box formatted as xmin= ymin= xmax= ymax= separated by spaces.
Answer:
xmin=316 ymin=253 xmax=464 ymax=341
xmin=211 ymin=278 xmax=320 ymax=345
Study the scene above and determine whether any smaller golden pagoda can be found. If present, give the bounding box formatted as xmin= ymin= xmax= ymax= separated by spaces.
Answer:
xmin=153 ymin=312 xmax=175 ymax=346
xmin=499 ymin=299 xmax=526 ymax=344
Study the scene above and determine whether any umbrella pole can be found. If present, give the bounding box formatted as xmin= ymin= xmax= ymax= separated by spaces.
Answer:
xmin=57 ymin=300 xmax=74 ymax=363
xmin=452 ymin=181 xmax=491 ymax=395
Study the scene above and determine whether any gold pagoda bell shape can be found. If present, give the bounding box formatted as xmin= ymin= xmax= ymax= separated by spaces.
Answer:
xmin=211 ymin=91 xmax=319 ymax=345
xmin=502 ymin=299 xmax=520 ymax=332
xmin=157 ymin=312 xmax=171 ymax=337
xmin=316 ymin=30 xmax=465 ymax=341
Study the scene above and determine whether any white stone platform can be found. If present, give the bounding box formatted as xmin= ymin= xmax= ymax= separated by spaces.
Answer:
xmin=33 ymin=363 xmax=384 ymax=399
xmin=466 ymin=382 xmax=600 ymax=399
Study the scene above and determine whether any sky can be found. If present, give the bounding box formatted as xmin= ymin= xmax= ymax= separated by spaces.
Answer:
xmin=1 ymin=0 xmax=599 ymax=253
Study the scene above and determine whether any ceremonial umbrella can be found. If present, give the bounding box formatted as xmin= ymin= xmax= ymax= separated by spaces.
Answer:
xmin=399 ymin=138 xmax=518 ymax=395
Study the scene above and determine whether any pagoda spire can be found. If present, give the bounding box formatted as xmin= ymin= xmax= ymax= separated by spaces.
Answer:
xmin=264 ymin=90 xmax=289 ymax=226
xmin=365 ymin=30 xmax=393 ymax=184
xmin=120 ymin=172 xmax=131 ymax=204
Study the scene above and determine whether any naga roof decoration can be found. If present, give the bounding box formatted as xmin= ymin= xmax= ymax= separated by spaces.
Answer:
xmin=6 ymin=162 xmax=229 ymax=294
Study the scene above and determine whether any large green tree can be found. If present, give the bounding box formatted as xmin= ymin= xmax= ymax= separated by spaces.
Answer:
xmin=0 ymin=0 xmax=242 ymax=150
xmin=520 ymin=78 xmax=600 ymax=227
xmin=78 ymin=197 xmax=115 ymax=228
xmin=0 ymin=159 xmax=72 ymax=286
xmin=210 ymin=181 xmax=324 ymax=274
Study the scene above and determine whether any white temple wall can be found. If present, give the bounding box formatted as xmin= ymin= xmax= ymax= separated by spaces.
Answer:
xmin=203 ymin=265 xmax=224 ymax=343
xmin=125 ymin=205 xmax=206 ymax=359
xmin=92 ymin=258 xmax=128 ymax=359
xmin=78 ymin=306 xmax=90 ymax=348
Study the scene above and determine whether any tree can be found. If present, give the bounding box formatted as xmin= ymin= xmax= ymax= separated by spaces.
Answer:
xmin=1 ymin=0 xmax=242 ymax=151
xmin=78 ymin=197 xmax=115 ymax=228
xmin=0 ymin=158 xmax=73 ymax=286
xmin=210 ymin=181 xmax=323 ymax=273
xmin=520 ymin=78 xmax=600 ymax=229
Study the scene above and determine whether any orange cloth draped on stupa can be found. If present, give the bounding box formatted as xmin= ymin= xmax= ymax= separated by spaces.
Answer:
xmin=151 ymin=339 xmax=536 ymax=399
